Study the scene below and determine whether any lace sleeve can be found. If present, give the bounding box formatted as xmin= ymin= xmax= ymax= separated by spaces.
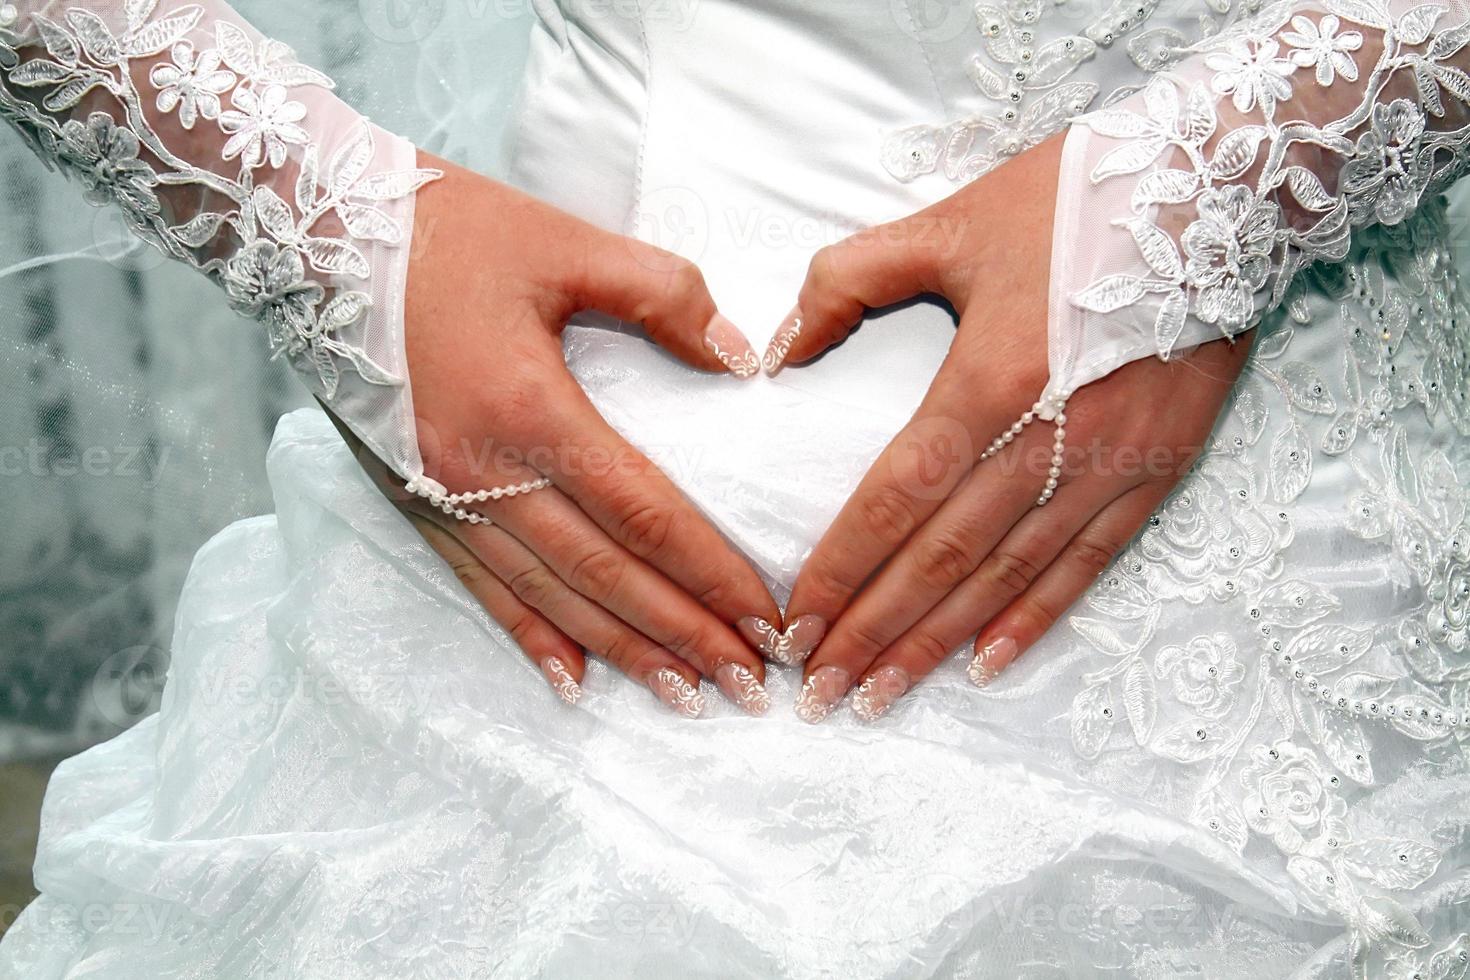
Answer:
xmin=1045 ymin=0 xmax=1470 ymax=411
xmin=0 ymin=0 xmax=441 ymax=484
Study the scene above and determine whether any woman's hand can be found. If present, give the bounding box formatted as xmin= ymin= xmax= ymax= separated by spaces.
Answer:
xmin=767 ymin=136 xmax=1253 ymax=722
xmin=356 ymin=154 xmax=781 ymax=717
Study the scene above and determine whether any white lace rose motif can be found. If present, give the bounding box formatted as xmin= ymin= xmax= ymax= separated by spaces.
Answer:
xmin=57 ymin=111 xmax=159 ymax=218
xmin=1241 ymin=741 xmax=1348 ymax=854
xmin=1154 ymin=633 xmax=1244 ymax=718
xmin=1182 ymin=185 xmax=1280 ymax=329
xmin=1340 ymin=98 xmax=1432 ymax=225
xmin=1135 ymin=455 xmax=1289 ymax=602
xmin=149 ymin=40 xmax=234 ymax=128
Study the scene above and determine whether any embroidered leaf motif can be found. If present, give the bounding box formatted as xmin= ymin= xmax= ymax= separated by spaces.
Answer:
xmin=1075 ymin=274 xmax=1146 ymax=313
xmin=123 ymin=7 xmax=205 ymax=58
xmin=301 ymin=237 xmax=370 ymax=279
xmin=1211 ymin=125 xmax=1266 ymax=179
xmin=125 ymin=0 xmax=159 ymax=32
xmin=215 ymin=21 xmax=257 ymax=75
xmin=1155 ymin=290 xmax=1189 ymax=356
xmin=1257 ymin=580 xmax=1340 ymax=628
xmin=1281 ymin=362 xmax=1337 ymax=414
xmin=258 ymin=62 xmax=333 ymax=89
xmin=1324 ymin=0 xmax=1391 ymax=30
xmin=171 ymin=212 xmax=226 ymax=248
xmin=252 ymin=186 xmax=297 ymax=243
xmin=1083 ymin=108 xmax=1155 ymax=139
xmin=1129 ymin=218 xmax=1186 ymax=279
xmin=1284 ymin=624 xmax=1372 ymax=672
xmin=1284 ymin=166 xmax=1338 ymax=211
xmin=340 ymin=204 xmax=402 ymax=244
xmin=330 ymin=124 xmax=375 ymax=197
xmin=353 ymin=169 xmax=442 ymax=202
xmin=1070 ymin=683 xmax=1114 ymax=760
xmin=1234 ymin=380 xmax=1270 ymax=446
xmin=1151 ymin=723 xmax=1220 ymax=763
xmin=296 ymin=144 xmax=319 ymax=214
xmin=1192 ymin=788 xmax=1248 ymax=854
xmin=1427 ymin=18 xmax=1470 ymax=58
xmin=966 ymin=55 xmax=1009 ymax=100
xmin=10 ymin=59 xmax=73 ymax=86
xmin=319 ymin=292 xmax=369 ymax=332
xmin=1132 ymin=169 xmax=1199 ymax=211
xmin=32 ymin=15 xmax=79 ymax=67
xmin=1395 ymin=4 xmax=1446 ymax=45
xmin=1122 ymin=658 xmax=1157 ymax=744
xmin=64 ymin=10 xmax=121 ymax=65
xmin=1092 ymin=136 xmax=1167 ymax=180
xmin=1182 ymin=84 xmax=1217 ymax=141
xmin=1269 ymin=420 xmax=1312 ymax=503
xmin=1322 ymin=409 xmax=1358 ymax=455
xmin=42 ymin=76 xmax=102 ymax=111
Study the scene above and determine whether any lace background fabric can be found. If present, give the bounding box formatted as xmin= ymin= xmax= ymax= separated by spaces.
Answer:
xmin=4 ymin=0 xmax=1470 ymax=977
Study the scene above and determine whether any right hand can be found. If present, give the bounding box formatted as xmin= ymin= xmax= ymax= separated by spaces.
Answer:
xmin=346 ymin=154 xmax=780 ymax=717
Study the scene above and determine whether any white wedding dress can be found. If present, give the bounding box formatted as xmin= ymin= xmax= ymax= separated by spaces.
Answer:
xmin=3 ymin=0 xmax=1470 ymax=977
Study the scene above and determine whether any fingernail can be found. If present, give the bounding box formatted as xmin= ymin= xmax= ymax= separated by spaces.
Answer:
xmin=794 ymin=665 xmax=850 ymax=724
xmin=703 ymin=313 xmax=759 ymax=379
xmin=541 ymin=656 xmax=583 ymax=706
xmin=968 ymin=636 xmax=1016 ymax=689
xmin=736 ymin=614 xmax=827 ymax=667
xmin=715 ymin=662 xmax=771 ymax=716
xmin=851 ymin=665 xmax=910 ymax=723
xmin=650 ymin=666 xmax=705 ymax=718
xmin=762 ymin=306 xmax=803 ymax=376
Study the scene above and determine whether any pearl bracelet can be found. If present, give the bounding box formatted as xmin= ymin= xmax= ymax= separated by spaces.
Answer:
xmin=978 ymin=389 xmax=1072 ymax=507
xmin=405 ymin=473 xmax=553 ymax=526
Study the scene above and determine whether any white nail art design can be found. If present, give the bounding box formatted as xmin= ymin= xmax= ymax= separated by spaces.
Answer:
xmin=541 ymin=657 xmax=582 ymax=706
xmin=737 ymin=614 xmax=826 ymax=667
xmin=794 ymin=666 xmax=849 ymax=724
xmin=852 ymin=666 xmax=910 ymax=722
xmin=968 ymin=637 xmax=1016 ymax=689
xmin=762 ymin=314 xmax=803 ymax=375
xmin=652 ymin=667 xmax=706 ymax=718
xmin=716 ymin=663 xmax=771 ymax=715
xmin=705 ymin=335 xmax=760 ymax=379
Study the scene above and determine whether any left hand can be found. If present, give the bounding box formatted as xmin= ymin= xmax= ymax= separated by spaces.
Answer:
xmin=767 ymin=135 xmax=1253 ymax=723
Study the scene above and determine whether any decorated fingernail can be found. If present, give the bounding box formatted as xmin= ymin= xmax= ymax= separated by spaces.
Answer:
xmin=737 ymin=614 xmax=827 ymax=667
xmin=541 ymin=656 xmax=582 ymax=706
xmin=715 ymin=663 xmax=771 ymax=716
xmin=762 ymin=307 xmax=803 ymax=376
xmin=794 ymin=665 xmax=850 ymax=724
xmin=968 ymin=636 xmax=1016 ymax=689
xmin=851 ymin=665 xmax=911 ymax=722
xmin=704 ymin=313 xmax=759 ymax=379
xmin=650 ymin=667 xmax=705 ymax=718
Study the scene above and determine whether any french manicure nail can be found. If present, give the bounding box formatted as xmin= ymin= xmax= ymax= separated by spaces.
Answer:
xmin=795 ymin=665 xmax=850 ymax=724
xmin=650 ymin=667 xmax=706 ymax=718
xmin=541 ymin=656 xmax=582 ymax=706
xmin=736 ymin=614 xmax=827 ymax=667
xmin=851 ymin=665 xmax=910 ymax=722
xmin=762 ymin=306 xmax=803 ymax=376
xmin=968 ymin=636 xmax=1016 ymax=689
xmin=703 ymin=313 xmax=760 ymax=379
xmin=715 ymin=663 xmax=771 ymax=716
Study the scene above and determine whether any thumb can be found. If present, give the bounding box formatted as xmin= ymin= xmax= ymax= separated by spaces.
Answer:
xmin=765 ymin=217 xmax=946 ymax=376
xmin=571 ymin=232 xmax=759 ymax=379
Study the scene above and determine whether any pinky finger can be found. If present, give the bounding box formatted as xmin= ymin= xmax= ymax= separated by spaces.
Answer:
xmin=407 ymin=514 xmax=587 ymax=706
xmin=970 ymin=482 xmax=1171 ymax=686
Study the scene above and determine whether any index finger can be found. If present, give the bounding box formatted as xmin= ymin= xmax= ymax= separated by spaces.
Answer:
xmin=539 ymin=384 xmax=782 ymax=632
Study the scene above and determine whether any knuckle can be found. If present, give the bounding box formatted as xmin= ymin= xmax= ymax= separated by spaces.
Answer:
xmin=1069 ymin=537 xmax=1121 ymax=578
xmin=666 ymin=257 xmax=706 ymax=299
xmin=565 ymin=547 xmax=626 ymax=601
xmin=806 ymin=561 xmax=863 ymax=610
xmin=602 ymin=632 xmax=651 ymax=676
xmin=507 ymin=565 xmax=559 ymax=610
xmin=843 ymin=616 xmax=893 ymax=659
xmin=616 ymin=502 xmax=678 ymax=558
xmin=981 ymin=549 xmax=1042 ymax=599
xmin=903 ymin=627 xmax=956 ymax=670
xmin=911 ymin=532 xmax=977 ymax=590
xmin=806 ymin=245 xmax=844 ymax=293
xmin=860 ymin=486 xmax=920 ymax=544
